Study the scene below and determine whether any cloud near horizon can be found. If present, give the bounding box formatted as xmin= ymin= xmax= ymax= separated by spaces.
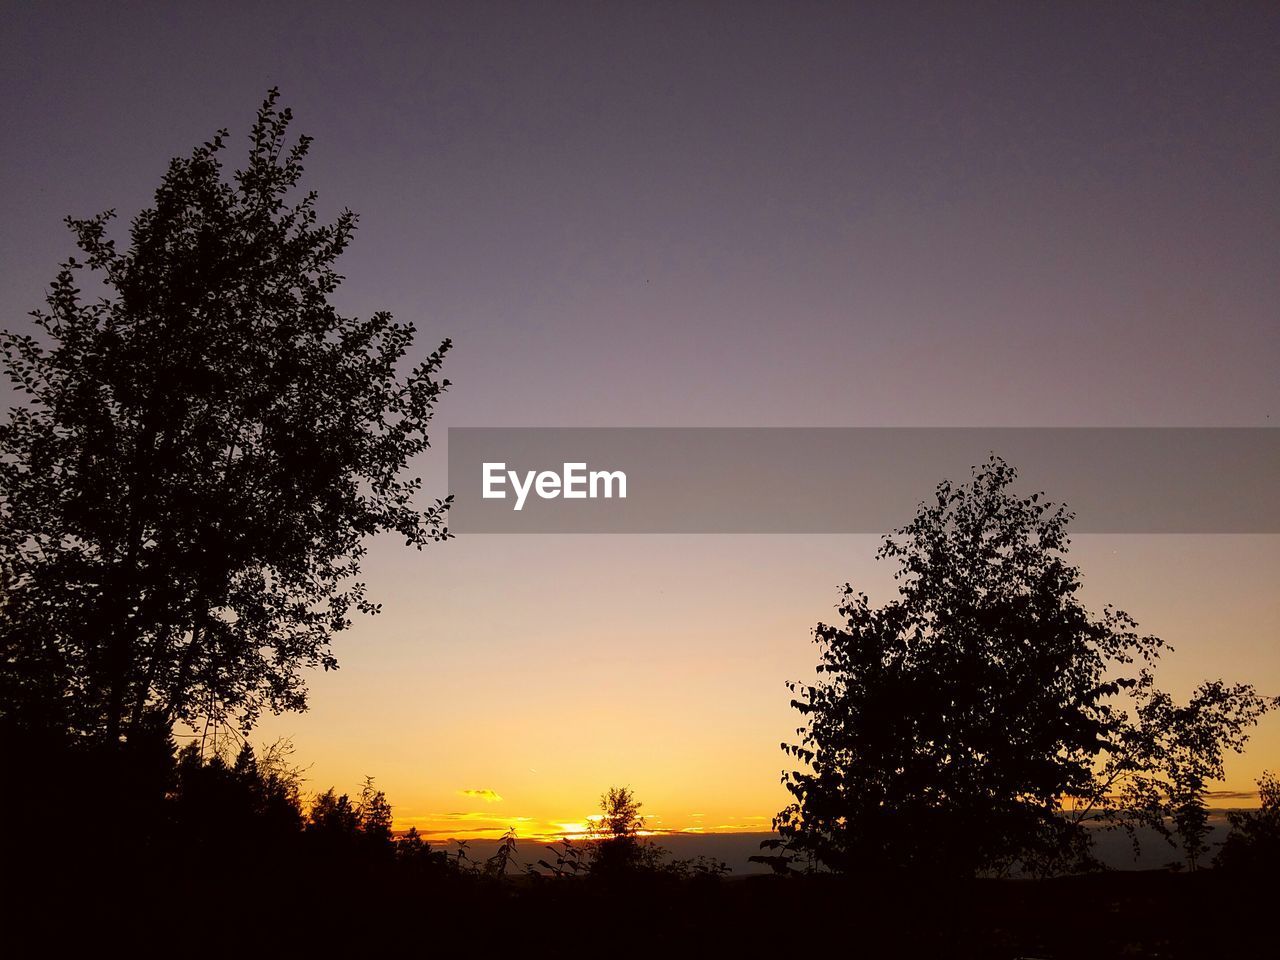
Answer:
xmin=459 ymin=788 xmax=503 ymax=802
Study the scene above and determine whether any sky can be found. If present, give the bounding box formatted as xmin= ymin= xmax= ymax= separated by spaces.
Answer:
xmin=1 ymin=1 xmax=1277 ymax=840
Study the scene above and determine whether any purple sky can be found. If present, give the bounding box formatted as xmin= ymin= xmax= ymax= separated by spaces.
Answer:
xmin=2 ymin=2 xmax=1277 ymax=832
xmin=3 ymin=2 xmax=1276 ymax=430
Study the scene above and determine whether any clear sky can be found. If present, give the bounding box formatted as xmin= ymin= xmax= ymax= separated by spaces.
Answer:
xmin=2 ymin=1 xmax=1277 ymax=838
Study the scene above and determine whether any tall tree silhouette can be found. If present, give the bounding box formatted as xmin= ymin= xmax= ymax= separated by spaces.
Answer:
xmin=0 ymin=90 xmax=451 ymax=746
xmin=775 ymin=456 xmax=1164 ymax=876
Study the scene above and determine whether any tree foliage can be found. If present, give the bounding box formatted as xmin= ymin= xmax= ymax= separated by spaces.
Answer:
xmin=776 ymin=456 xmax=1165 ymax=876
xmin=582 ymin=785 xmax=726 ymax=879
xmin=0 ymin=90 xmax=451 ymax=745
xmin=594 ymin=785 xmax=646 ymax=839
xmin=1216 ymin=771 xmax=1280 ymax=874
xmin=171 ymin=738 xmax=305 ymax=858
xmin=586 ymin=784 xmax=653 ymax=875
xmin=1094 ymin=680 xmax=1276 ymax=869
xmin=307 ymin=775 xmax=398 ymax=862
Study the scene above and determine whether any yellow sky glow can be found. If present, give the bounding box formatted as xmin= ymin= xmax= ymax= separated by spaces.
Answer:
xmin=248 ymin=534 xmax=1279 ymax=842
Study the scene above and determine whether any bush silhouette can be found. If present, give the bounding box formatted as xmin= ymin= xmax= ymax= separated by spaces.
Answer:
xmin=1217 ymin=771 xmax=1280 ymax=874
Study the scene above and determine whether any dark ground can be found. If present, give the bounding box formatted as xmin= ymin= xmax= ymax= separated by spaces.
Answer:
xmin=7 ymin=864 xmax=1270 ymax=957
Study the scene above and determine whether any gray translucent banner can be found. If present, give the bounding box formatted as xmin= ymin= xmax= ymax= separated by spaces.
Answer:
xmin=446 ymin=428 xmax=1279 ymax=533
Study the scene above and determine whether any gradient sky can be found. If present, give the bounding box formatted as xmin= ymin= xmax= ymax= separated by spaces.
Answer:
xmin=2 ymin=2 xmax=1277 ymax=839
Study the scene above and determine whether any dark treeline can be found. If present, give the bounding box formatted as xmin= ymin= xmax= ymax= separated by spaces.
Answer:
xmin=3 ymin=721 xmax=1277 ymax=955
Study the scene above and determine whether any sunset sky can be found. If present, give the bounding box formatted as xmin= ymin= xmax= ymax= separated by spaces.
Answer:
xmin=2 ymin=2 xmax=1277 ymax=840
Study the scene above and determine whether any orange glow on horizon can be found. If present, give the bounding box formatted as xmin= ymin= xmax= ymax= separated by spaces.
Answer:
xmin=387 ymin=811 xmax=777 ymax=843
xmin=245 ymin=536 xmax=1278 ymax=852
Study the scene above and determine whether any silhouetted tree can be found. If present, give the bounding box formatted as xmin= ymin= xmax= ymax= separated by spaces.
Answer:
xmin=308 ymin=788 xmax=362 ymax=837
xmin=586 ymin=785 xmax=662 ymax=876
xmin=1216 ymin=771 xmax=1280 ymax=874
xmin=596 ymin=785 xmax=645 ymax=838
xmin=0 ymin=90 xmax=451 ymax=747
xmin=775 ymin=457 xmax=1165 ymax=877
xmin=575 ymin=786 xmax=724 ymax=880
xmin=304 ymin=775 xmax=398 ymax=870
xmin=356 ymin=775 xmax=395 ymax=859
xmin=1097 ymin=681 xmax=1275 ymax=870
xmin=395 ymin=825 xmax=427 ymax=858
xmin=393 ymin=824 xmax=452 ymax=877
xmin=169 ymin=739 xmax=305 ymax=862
